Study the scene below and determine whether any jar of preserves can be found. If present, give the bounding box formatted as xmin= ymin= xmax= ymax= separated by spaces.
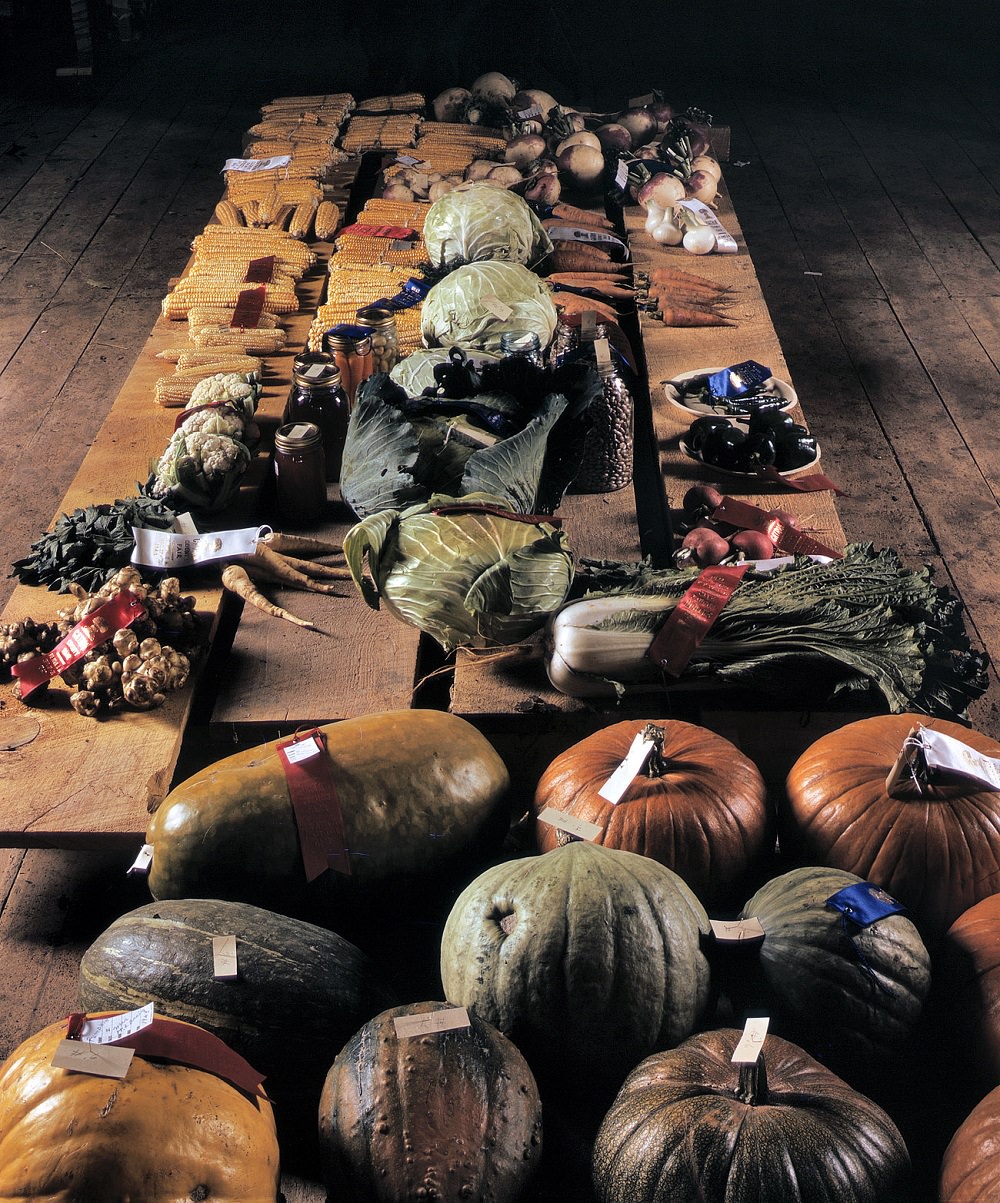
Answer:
xmin=284 ymin=351 xmax=350 ymax=481
xmin=322 ymin=324 xmax=374 ymax=408
xmin=273 ymin=421 xmax=327 ymax=523
xmin=355 ymin=304 xmax=400 ymax=374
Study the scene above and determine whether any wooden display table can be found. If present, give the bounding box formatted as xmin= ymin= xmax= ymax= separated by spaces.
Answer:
xmin=0 ymin=169 xmax=846 ymax=845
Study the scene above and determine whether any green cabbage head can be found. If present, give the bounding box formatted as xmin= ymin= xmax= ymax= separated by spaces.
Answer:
xmin=423 ymin=182 xmax=553 ymax=270
xmin=421 ymin=261 xmax=558 ymax=354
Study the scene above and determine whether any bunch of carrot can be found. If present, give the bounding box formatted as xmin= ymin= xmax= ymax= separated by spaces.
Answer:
xmin=642 ymin=265 xmax=736 ymax=328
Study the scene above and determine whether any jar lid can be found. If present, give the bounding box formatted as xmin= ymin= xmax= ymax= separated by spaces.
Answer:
xmin=323 ymin=323 xmax=373 ymax=355
xmin=275 ymin=421 xmax=323 ymax=452
xmin=355 ymin=304 xmax=397 ymax=330
xmin=292 ymin=351 xmax=343 ymax=388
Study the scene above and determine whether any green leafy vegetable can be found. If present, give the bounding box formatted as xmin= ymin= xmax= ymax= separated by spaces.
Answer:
xmin=420 ymin=260 xmax=559 ymax=353
xmin=344 ymin=493 xmax=575 ymax=651
xmin=547 ymin=546 xmax=988 ymax=720
xmin=422 ymin=182 xmax=553 ymax=271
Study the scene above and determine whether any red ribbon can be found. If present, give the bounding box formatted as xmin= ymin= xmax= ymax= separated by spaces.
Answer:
xmin=646 ymin=563 xmax=749 ymax=677
xmin=243 ymin=255 xmax=276 ymax=284
xmin=11 ymin=592 xmax=147 ymax=698
xmin=759 ymin=466 xmax=846 ymax=495
xmin=276 ymin=729 xmax=351 ymax=881
xmin=66 ymin=1013 xmax=266 ymax=1098
xmin=712 ymin=497 xmax=844 ymax=560
xmin=230 ymin=287 xmax=266 ymax=328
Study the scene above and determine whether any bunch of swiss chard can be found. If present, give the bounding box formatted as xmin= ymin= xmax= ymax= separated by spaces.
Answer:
xmin=547 ymin=545 xmax=989 ymax=721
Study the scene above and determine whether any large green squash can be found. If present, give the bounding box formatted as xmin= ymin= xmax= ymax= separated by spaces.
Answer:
xmin=78 ymin=898 xmax=396 ymax=1101
xmin=738 ymin=866 xmax=931 ymax=1075
xmin=440 ymin=842 xmax=711 ymax=1092
xmin=592 ymin=1028 xmax=912 ymax=1203
xmin=318 ymin=1001 xmax=543 ymax=1202
xmin=145 ymin=709 xmax=510 ymax=907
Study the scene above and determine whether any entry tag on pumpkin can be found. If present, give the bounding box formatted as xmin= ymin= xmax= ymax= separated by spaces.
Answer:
xmin=710 ymin=917 xmax=765 ymax=945
xmin=480 ymin=294 xmax=514 ymax=321
xmin=277 ymin=729 xmax=351 ymax=880
xmin=71 ymin=1003 xmax=155 ymax=1046
xmin=393 ymin=1007 xmax=471 ymax=1038
xmin=885 ymin=724 xmax=1000 ymax=795
xmin=213 ymin=935 xmax=239 ymax=980
xmin=826 ymin=882 xmax=906 ymax=927
xmin=537 ymin=808 xmax=603 ymax=842
xmin=598 ymin=732 xmax=657 ymax=804
xmin=731 ymin=1016 xmax=769 ymax=1065
xmin=127 ymin=843 xmax=153 ymax=876
xmin=51 ymin=1039 xmax=135 ymax=1079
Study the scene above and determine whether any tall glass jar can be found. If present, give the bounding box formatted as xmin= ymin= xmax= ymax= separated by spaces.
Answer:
xmin=572 ymin=355 xmax=634 ymax=494
xmin=322 ymin=324 xmax=374 ymax=408
xmin=355 ymin=305 xmax=400 ymax=375
xmin=273 ymin=421 xmax=327 ymax=523
xmin=499 ymin=329 xmax=543 ymax=366
xmin=284 ymin=351 xmax=350 ymax=481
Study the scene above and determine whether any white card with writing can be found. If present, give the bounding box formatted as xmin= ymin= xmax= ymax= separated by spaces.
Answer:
xmin=51 ymin=1038 xmax=135 ymax=1079
xmin=710 ymin=917 xmax=766 ymax=944
xmin=599 ymin=732 xmax=656 ymax=804
xmin=731 ymin=1016 xmax=769 ymax=1065
xmin=127 ymin=843 xmax=153 ymax=876
xmin=393 ymin=1007 xmax=471 ymax=1038
xmin=536 ymin=808 xmax=603 ymax=842
xmin=213 ymin=934 xmax=238 ymax=980
xmin=77 ymin=1002 xmax=154 ymax=1045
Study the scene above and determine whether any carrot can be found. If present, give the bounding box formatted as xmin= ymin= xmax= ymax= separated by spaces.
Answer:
xmin=552 ymin=292 xmax=620 ymax=324
xmin=549 ymin=202 xmax=614 ymax=229
xmin=647 ymin=266 xmax=729 ymax=294
xmin=657 ymin=306 xmax=737 ymax=327
xmin=259 ymin=531 xmax=343 ymax=557
xmin=650 ymin=287 xmax=733 ymax=309
xmin=547 ymin=245 xmax=620 ymax=273
xmin=222 ymin=565 xmax=322 ymax=631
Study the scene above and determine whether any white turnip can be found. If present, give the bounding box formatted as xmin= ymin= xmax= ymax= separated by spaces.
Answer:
xmin=555 ymin=143 xmax=606 ymax=190
xmin=595 ymin=123 xmax=633 ymax=152
xmin=471 ymin=71 xmax=517 ymax=106
xmin=504 ymin=133 xmax=547 ymax=169
xmin=691 ymin=154 xmax=723 ymax=182
xmin=636 ymin=172 xmax=685 ymax=210
xmin=512 ymin=88 xmax=559 ymax=119
xmin=617 ymin=106 xmax=658 ymax=146
xmin=684 ymin=170 xmax=718 ymax=205
xmin=432 ymin=87 xmax=472 ymax=123
xmin=555 ymin=130 xmax=602 ymax=156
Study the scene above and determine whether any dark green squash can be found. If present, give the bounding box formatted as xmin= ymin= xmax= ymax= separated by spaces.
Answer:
xmin=738 ymin=865 xmax=931 ymax=1074
xmin=78 ymin=898 xmax=396 ymax=1101
xmin=592 ymin=1028 xmax=912 ymax=1203
xmin=440 ymin=842 xmax=711 ymax=1093
xmin=318 ymin=1001 xmax=543 ymax=1203
xmin=144 ymin=709 xmax=511 ymax=910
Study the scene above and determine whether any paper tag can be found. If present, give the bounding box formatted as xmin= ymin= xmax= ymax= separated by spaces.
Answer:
xmin=287 ymin=423 xmax=314 ymax=440
xmin=580 ymin=309 xmax=597 ymax=341
xmin=675 ymin=199 xmax=737 ymax=253
xmin=51 ymin=1038 xmax=135 ymax=1079
xmin=223 ymin=155 xmax=291 ymax=173
xmin=629 ymin=92 xmax=656 ymax=107
xmin=172 ymin=512 xmax=199 ymax=535
xmin=598 ymin=732 xmax=656 ymax=804
xmin=516 ymin=104 xmax=543 ymax=120
xmin=614 ymin=159 xmax=629 ymax=188
xmin=11 ymin=591 xmax=147 ymax=698
xmin=127 ymin=844 xmax=153 ymax=876
xmin=393 ymin=1007 xmax=471 ymax=1038
xmin=395 ymin=153 xmax=421 ymax=165
xmin=536 ymin=807 xmax=603 ymax=842
xmin=710 ymin=917 xmax=766 ymax=944
xmin=76 ymin=1003 xmax=155 ymax=1045
xmin=131 ymin=525 xmax=263 ymax=570
xmin=283 ymin=733 xmax=323 ymax=764
xmin=886 ymin=724 xmax=1000 ymax=795
xmin=230 ymin=287 xmax=266 ymax=328
xmin=594 ymin=335 xmax=613 ymax=372
xmin=481 ymin=294 xmax=514 ymax=321
xmin=646 ymin=564 xmax=749 ymax=677
xmin=826 ymin=882 xmax=906 ymax=926
xmin=212 ymin=935 xmax=238 ymax=980
xmin=391 ymin=237 xmax=418 ymax=250
xmin=731 ymin=1016 xmax=769 ymax=1064
xmin=546 ymin=225 xmax=630 ymax=258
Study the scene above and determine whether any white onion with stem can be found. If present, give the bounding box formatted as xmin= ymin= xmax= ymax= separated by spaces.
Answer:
xmin=644 ymin=203 xmax=666 ymax=235
xmin=652 ymin=214 xmax=684 ymax=245
xmin=682 ymin=226 xmax=716 ymax=254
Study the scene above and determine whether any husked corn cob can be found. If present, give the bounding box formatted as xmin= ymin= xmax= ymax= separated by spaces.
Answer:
xmin=313 ymin=200 xmax=341 ymax=241
xmin=339 ymin=114 xmax=422 ymax=155
xmin=156 ymin=348 xmax=263 ymax=373
xmin=213 ymin=200 xmax=244 ymax=227
xmin=185 ymin=306 xmax=283 ymax=331
xmin=288 ymin=197 xmax=320 ymax=239
xmin=357 ymin=198 xmax=428 ymax=228
xmin=191 ymin=227 xmax=316 ymax=272
xmin=356 ymin=92 xmax=425 ymax=114
xmin=163 ymin=281 xmax=298 ymax=321
xmin=190 ymin=324 xmax=288 ymax=354
xmin=332 ymin=234 xmax=425 ymax=268
xmin=153 ymin=378 xmax=200 ymax=407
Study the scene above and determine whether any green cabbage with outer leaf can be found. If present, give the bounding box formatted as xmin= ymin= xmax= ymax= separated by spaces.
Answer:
xmin=389 ymin=347 xmax=502 ymax=396
xmin=423 ymin=182 xmax=553 ymax=271
xmin=344 ymin=493 xmax=575 ymax=652
xmin=421 ymin=260 xmax=558 ymax=353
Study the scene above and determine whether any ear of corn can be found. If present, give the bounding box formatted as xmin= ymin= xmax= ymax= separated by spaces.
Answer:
xmin=313 ymin=200 xmax=341 ymax=241
xmin=288 ymin=197 xmax=319 ymax=240
xmin=213 ymin=200 xmax=244 ymax=227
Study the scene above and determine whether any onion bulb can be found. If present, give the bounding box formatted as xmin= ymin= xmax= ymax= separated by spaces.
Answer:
xmin=683 ymin=226 xmax=716 ymax=254
xmin=652 ymin=215 xmax=684 ymax=245
xmin=644 ymin=203 xmax=665 ymax=234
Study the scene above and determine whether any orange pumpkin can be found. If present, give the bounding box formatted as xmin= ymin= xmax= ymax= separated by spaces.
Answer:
xmin=939 ymin=1084 xmax=1000 ymax=1201
xmin=533 ymin=718 xmax=771 ymax=907
xmin=784 ymin=714 xmax=1000 ymax=937
xmin=936 ymin=893 xmax=1000 ymax=1100
xmin=0 ymin=1013 xmax=281 ymax=1202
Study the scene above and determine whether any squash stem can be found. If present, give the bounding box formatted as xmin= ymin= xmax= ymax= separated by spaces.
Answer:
xmin=641 ymin=723 xmax=671 ymax=777
xmin=737 ymin=1057 xmax=768 ymax=1106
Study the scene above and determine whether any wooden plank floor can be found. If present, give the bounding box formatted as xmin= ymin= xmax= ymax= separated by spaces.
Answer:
xmin=0 ymin=4 xmax=998 ymax=1197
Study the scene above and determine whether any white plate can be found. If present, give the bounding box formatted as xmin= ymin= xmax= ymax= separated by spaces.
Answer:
xmin=663 ymin=367 xmax=798 ymax=418
xmin=679 ymin=437 xmax=821 ymax=478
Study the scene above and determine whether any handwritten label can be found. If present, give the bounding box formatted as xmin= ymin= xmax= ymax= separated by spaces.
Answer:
xmin=127 ymin=844 xmax=153 ymax=876
xmin=536 ymin=808 xmax=603 ymax=842
xmin=599 ymin=732 xmax=656 ymax=804
xmin=223 ymin=155 xmax=291 ymax=173
xmin=594 ymin=336 xmax=613 ymax=372
xmin=51 ymin=1039 xmax=135 ymax=1079
xmin=710 ymin=917 xmax=766 ymax=944
xmin=646 ymin=564 xmax=749 ymax=677
xmin=614 ymin=158 xmax=629 ymax=189
xmin=480 ymin=294 xmax=514 ymax=321
xmin=886 ymin=724 xmax=1000 ymax=795
xmin=516 ymin=104 xmax=543 ymax=120
xmin=393 ymin=1007 xmax=471 ymax=1038
xmin=131 ymin=525 xmax=262 ymax=571
xmin=212 ymin=935 xmax=238 ymax=980
xmin=731 ymin=1016 xmax=769 ymax=1064
xmin=76 ymin=1003 xmax=155 ymax=1045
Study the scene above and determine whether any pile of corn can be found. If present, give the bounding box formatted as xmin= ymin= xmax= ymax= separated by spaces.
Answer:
xmin=383 ymin=122 xmax=506 ymax=181
xmin=339 ymin=107 xmax=423 ymax=155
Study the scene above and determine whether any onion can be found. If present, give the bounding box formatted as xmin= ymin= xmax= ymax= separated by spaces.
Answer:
xmin=636 ymin=172 xmax=685 ymax=209
xmin=555 ymin=143 xmax=606 ymax=190
xmin=644 ymin=204 xmax=665 ymax=234
xmin=505 ymin=133 xmax=547 ymax=169
xmin=651 ymin=215 xmax=684 ymax=245
xmin=432 ymin=87 xmax=473 ymax=124
xmin=616 ymin=106 xmax=658 ymax=146
xmin=471 ymin=72 xmax=517 ymax=106
xmin=682 ymin=227 xmax=716 ymax=254
xmin=555 ymin=130 xmax=602 ymax=155
xmin=595 ymin=123 xmax=633 ymax=152
xmin=684 ymin=170 xmax=718 ymax=205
